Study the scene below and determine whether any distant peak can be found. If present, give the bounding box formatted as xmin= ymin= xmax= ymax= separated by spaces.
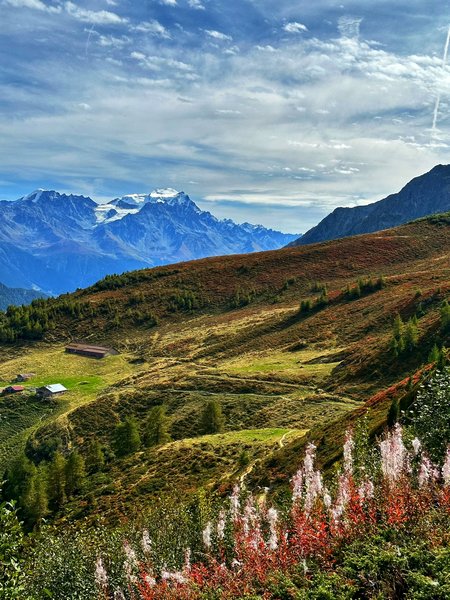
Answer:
xmin=149 ymin=188 xmax=181 ymax=199
xmin=22 ymin=189 xmax=48 ymax=202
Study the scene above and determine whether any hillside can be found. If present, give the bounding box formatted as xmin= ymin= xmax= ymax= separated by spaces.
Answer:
xmin=0 ymin=282 xmax=46 ymax=311
xmin=0 ymin=213 xmax=449 ymax=523
xmin=290 ymin=164 xmax=450 ymax=246
xmin=0 ymin=189 xmax=297 ymax=294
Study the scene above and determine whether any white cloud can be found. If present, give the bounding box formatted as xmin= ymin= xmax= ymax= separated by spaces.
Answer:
xmin=3 ymin=0 xmax=61 ymax=13
xmin=97 ymin=34 xmax=129 ymax=48
xmin=284 ymin=22 xmax=308 ymax=33
xmin=188 ymin=0 xmax=205 ymax=9
xmin=130 ymin=51 xmax=195 ymax=74
xmin=338 ymin=16 xmax=363 ymax=38
xmin=134 ymin=20 xmax=171 ymax=39
xmin=64 ymin=2 xmax=127 ymax=25
xmin=160 ymin=0 xmax=177 ymax=4
xmin=205 ymin=29 xmax=232 ymax=41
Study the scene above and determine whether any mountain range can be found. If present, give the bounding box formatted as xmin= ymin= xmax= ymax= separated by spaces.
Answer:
xmin=0 ymin=282 xmax=46 ymax=311
xmin=0 ymin=188 xmax=298 ymax=295
xmin=289 ymin=164 xmax=450 ymax=246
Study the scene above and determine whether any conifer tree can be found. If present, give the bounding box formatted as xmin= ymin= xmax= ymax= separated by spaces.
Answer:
xmin=404 ymin=319 xmax=419 ymax=351
xmin=387 ymin=398 xmax=399 ymax=427
xmin=201 ymin=400 xmax=225 ymax=435
xmin=22 ymin=466 xmax=48 ymax=529
xmin=441 ymin=300 xmax=450 ymax=332
xmin=114 ymin=417 xmax=141 ymax=457
xmin=428 ymin=343 xmax=440 ymax=364
xmin=85 ymin=440 xmax=105 ymax=474
xmin=143 ymin=406 xmax=171 ymax=448
xmin=65 ymin=451 xmax=85 ymax=497
xmin=48 ymin=451 xmax=67 ymax=510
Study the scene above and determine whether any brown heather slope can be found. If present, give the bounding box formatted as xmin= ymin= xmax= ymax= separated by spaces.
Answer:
xmin=1 ymin=213 xmax=449 ymax=519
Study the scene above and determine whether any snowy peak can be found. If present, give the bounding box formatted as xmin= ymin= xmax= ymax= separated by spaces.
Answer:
xmin=96 ymin=189 xmax=200 ymax=224
xmin=149 ymin=188 xmax=180 ymax=199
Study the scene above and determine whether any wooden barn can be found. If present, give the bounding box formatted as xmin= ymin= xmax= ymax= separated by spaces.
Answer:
xmin=65 ymin=343 xmax=119 ymax=359
xmin=36 ymin=384 xmax=68 ymax=398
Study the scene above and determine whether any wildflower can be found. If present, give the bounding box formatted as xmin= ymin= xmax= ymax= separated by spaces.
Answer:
xmin=267 ymin=507 xmax=278 ymax=550
xmin=343 ymin=430 xmax=354 ymax=474
xmin=357 ymin=478 xmax=374 ymax=501
xmin=380 ymin=423 xmax=406 ymax=483
xmin=411 ymin=437 xmax=421 ymax=456
xmin=443 ymin=446 xmax=450 ymax=485
xmin=141 ymin=529 xmax=152 ymax=554
xmin=123 ymin=541 xmax=138 ymax=583
xmin=323 ymin=488 xmax=332 ymax=509
xmin=304 ymin=469 xmax=323 ymax=514
xmin=291 ymin=468 xmax=303 ymax=503
xmin=144 ymin=575 xmax=156 ymax=587
xmin=184 ymin=547 xmax=192 ymax=572
xmin=203 ymin=521 xmax=212 ymax=551
xmin=230 ymin=484 xmax=241 ymax=520
xmin=217 ymin=509 xmax=226 ymax=540
xmin=418 ymin=455 xmax=439 ymax=487
xmin=161 ymin=569 xmax=187 ymax=584
xmin=303 ymin=443 xmax=316 ymax=478
xmin=95 ymin=556 xmax=108 ymax=591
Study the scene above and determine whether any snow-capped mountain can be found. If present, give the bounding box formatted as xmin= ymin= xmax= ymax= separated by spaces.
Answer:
xmin=0 ymin=188 xmax=299 ymax=295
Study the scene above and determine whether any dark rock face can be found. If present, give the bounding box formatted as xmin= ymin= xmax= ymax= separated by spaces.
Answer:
xmin=290 ymin=165 xmax=450 ymax=246
xmin=0 ymin=189 xmax=298 ymax=295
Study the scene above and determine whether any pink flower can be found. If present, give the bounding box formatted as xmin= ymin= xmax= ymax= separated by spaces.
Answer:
xmin=412 ymin=437 xmax=421 ymax=456
xmin=267 ymin=507 xmax=278 ymax=550
xmin=380 ymin=424 xmax=406 ymax=483
xmin=217 ymin=509 xmax=226 ymax=540
xmin=230 ymin=484 xmax=241 ymax=520
xmin=343 ymin=430 xmax=354 ymax=474
xmin=202 ymin=522 xmax=212 ymax=550
xmin=95 ymin=556 xmax=108 ymax=591
xmin=443 ymin=446 xmax=450 ymax=486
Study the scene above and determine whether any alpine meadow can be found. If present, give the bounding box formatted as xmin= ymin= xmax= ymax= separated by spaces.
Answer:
xmin=2 ymin=1 xmax=450 ymax=599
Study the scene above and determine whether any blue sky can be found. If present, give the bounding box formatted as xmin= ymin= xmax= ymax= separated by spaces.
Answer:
xmin=1 ymin=0 xmax=450 ymax=232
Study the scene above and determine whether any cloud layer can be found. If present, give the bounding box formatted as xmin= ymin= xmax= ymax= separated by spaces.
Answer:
xmin=1 ymin=0 xmax=450 ymax=232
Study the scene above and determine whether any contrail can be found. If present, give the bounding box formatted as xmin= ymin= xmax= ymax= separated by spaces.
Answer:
xmin=431 ymin=25 xmax=450 ymax=138
xmin=85 ymin=24 xmax=95 ymax=58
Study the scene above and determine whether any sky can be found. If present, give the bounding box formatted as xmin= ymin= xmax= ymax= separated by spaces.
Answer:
xmin=1 ymin=1 xmax=450 ymax=233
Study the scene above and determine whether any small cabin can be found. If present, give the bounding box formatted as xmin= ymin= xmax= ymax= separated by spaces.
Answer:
xmin=65 ymin=343 xmax=119 ymax=359
xmin=2 ymin=385 xmax=25 ymax=395
xmin=36 ymin=384 xmax=68 ymax=398
xmin=15 ymin=373 xmax=36 ymax=382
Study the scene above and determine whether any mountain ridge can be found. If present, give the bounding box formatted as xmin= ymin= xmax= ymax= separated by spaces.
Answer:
xmin=289 ymin=164 xmax=450 ymax=246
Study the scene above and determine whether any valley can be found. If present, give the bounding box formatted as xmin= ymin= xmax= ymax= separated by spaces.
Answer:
xmin=1 ymin=213 xmax=449 ymax=524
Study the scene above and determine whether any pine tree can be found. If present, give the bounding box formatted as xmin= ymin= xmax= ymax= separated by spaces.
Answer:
xmin=393 ymin=314 xmax=404 ymax=339
xmin=441 ymin=300 xmax=450 ymax=332
xmin=48 ymin=451 xmax=67 ymax=510
xmin=437 ymin=346 xmax=447 ymax=370
xmin=143 ymin=406 xmax=171 ymax=448
xmin=22 ymin=466 xmax=48 ymax=529
xmin=428 ymin=343 xmax=440 ymax=364
xmin=387 ymin=398 xmax=399 ymax=427
xmin=65 ymin=451 xmax=85 ymax=497
xmin=200 ymin=400 xmax=225 ymax=435
xmin=114 ymin=417 xmax=141 ymax=457
xmin=85 ymin=440 xmax=105 ymax=474
xmin=2 ymin=455 xmax=35 ymax=503
xmin=404 ymin=319 xmax=419 ymax=351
